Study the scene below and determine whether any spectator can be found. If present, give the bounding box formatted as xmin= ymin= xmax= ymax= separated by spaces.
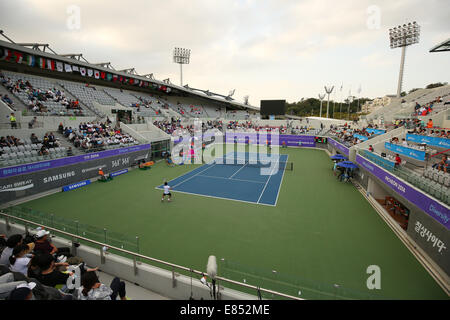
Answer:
xmin=434 ymin=155 xmax=449 ymax=173
xmin=28 ymin=116 xmax=38 ymax=129
xmin=39 ymin=145 xmax=49 ymax=156
xmin=9 ymin=243 xmax=35 ymax=276
xmin=35 ymin=253 xmax=72 ymax=288
xmin=33 ymin=229 xmax=71 ymax=258
xmin=75 ymin=271 xmax=127 ymax=300
xmin=0 ymin=234 xmax=23 ymax=267
xmin=9 ymin=113 xmax=17 ymax=129
xmin=426 ymin=119 xmax=433 ymax=129
xmin=8 ymin=282 xmax=36 ymax=300
xmin=369 ymin=145 xmax=374 ymax=152
xmin=30 ymin=133 xmax=41 ymax=144
xmin=394 ymin=154 xmax=402 ymax=168
xmin=401 ymin=139 xmax=408 ymax=147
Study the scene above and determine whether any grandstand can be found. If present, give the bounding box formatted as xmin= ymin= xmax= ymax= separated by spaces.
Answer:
xmin=0 ymin=26 xmax=448 ymax=304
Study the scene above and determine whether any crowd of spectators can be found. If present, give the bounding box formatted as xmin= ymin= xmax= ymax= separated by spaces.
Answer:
xmin=0 ymin=232 xmax=127 ymax=300
xmin=0 ymin=72 xmax=84 ymax=115
xmin=60 ymin=121 xmax=135 ymax=151
xmin=328 ymin=124 xmax=379 ymax=146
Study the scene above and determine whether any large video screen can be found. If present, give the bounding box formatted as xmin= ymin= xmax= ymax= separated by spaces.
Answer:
xmin=260 ymin=100 xmax=286 ymax=116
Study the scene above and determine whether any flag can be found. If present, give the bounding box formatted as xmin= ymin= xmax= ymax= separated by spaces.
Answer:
xmin=26 ymin=55 xmax=35 ymax=67
xmin=100 ymin=71 xmax=105 ymax=79
xmin=119 ymin=76 xmax=123 ymax=82
xmin=112 ymin=74 xmax=118 ymax=82
xmin=87 ymin=69 xmax=93 ymax=77
xmin=106 ymin=73 xmax=112 ymax=81
xmin=47 ymin=59 xmax=56 ymax=70
xmin=65 ymin=64 xmax=72 ymax=72
xmin=94 ymin=70 xmax=100 ymax=79
xmin=80 ymin=67 xmax=86 ymax=76
xmin=0 ymin=49 xmax=13 ymax=61
xmin=129 ymin=78 xmax=134 ymax=85
xmin=72 ymin=65 xmax=79 ymax=73
xmin=12 ymin=51 xmax=24 ymax=64
xmin=56 ymin=61 xmax=63 ymax=72
xmin=38 ymin=57 xmax=46 ymax=68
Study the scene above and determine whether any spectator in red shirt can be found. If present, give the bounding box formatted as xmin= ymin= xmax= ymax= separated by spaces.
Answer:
xmin=395 ymin=154 xmax=402 ymax=167
xmin=34 ymin=229 xmax=72 ymax=258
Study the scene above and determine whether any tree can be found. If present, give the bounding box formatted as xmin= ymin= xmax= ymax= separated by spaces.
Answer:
xmin=426 ymin=82 xmax=447 ymax=89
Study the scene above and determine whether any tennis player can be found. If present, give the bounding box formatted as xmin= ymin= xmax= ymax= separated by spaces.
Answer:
xmin=161 ymin=182 xmax=172 ymax=202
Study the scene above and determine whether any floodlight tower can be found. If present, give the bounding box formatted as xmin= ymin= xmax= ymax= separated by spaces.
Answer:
xmin=173 ymin=47 xmax=191 ymax=86
xmin=324 ymin=85 xmax=334 ymax=118
xmin=389 ymin=21 xmax=420 ymax=98
xmin=318 ymin=94 xmax=326 ymax=117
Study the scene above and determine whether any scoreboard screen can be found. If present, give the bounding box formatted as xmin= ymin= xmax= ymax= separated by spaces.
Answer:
xmin=260 ymin=100 xmax=286 ymax=116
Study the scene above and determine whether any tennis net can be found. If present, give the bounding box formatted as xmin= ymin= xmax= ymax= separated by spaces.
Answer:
xmin=208 ymin=157 xmax=293 ymax=171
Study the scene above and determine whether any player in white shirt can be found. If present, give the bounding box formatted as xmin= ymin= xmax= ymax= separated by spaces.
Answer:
xmin=161 ymin=182 xmax=172 ymax=202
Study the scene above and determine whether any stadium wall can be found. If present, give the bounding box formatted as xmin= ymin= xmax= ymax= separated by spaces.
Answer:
xmin=0 ymin=144 xmax=151 ymax=204
xmin=354 ymin=154 xmax=450 ymax=278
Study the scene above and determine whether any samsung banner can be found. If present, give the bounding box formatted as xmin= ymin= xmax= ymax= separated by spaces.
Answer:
xmin=384 ymin=142 xmax=426 ymax=161
xmin=0 ymin=144 xmax=151 ymax=179
xmin=62 ymin=180 xmax=91 ymax=192
xmin=0 ymin=147 xmax=150 ymax=203
xmin=406 ymin=134 xmax=450 ymax=149
xmin=328 ymin=139 xmax=350 ymax=156
xmin=356 ymin=154 xmax=450 ymax=230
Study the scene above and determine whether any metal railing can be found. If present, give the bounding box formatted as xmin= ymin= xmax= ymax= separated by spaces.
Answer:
xmin=0 ymin=211 xmax=303 ymax=300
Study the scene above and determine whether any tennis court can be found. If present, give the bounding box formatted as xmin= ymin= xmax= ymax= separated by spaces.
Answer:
xmin=156 ymin=152 xmax=291 ymax=206
xmin=11 ymin=146 xmax=448 ymax=299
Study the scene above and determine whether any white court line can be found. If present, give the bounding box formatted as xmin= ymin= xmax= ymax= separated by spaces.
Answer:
xmin=197 ymin=174 xmax=264 ymax=184
xmin=228 ymin=162 xmax=249 ymax=179
xmin=153 ymin=186 xmax=276 ymax=207
xmin=171 ymin=164 xmax=216 ymax=188
xmin=274 ymin=155 xmax=289 ymax=207
xmin=256 ymin=159 xmax=281 ymax=204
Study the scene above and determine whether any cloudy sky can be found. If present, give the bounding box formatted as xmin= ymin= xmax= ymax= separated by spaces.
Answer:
xmin=0 ymin=0 xmax=449 ymax=106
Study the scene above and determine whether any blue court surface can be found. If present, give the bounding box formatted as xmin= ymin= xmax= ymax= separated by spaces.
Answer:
xmin=157 ymin=152 xmax=289 ymax=206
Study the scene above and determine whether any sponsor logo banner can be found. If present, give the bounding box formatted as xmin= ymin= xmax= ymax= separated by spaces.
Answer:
xmin=353 ymin=134 xmax=369 ymax=141
xmin=0 ymin=179 xmax=34 ymax=192
xmin=356 ymin=154 xmax=450 ymax=230
xmin=406 ymin=134 xmax=450 ymax=149
xmin=224 ymin=133 xmax=316 ymax=147
xmin=366 ymin=128 xmax=386 ymax=135
xmin=62 ymin=180 xmax=91 ymax=192
xmin=329 ymin=138 xmax=350 ymax=156
xmin=0 ymin=144 xmax=151 ymax=178
xmin=110 ymin=169 xmax=128 ymax=177
xmin=385 ymin=142 xmax=425 ymax=161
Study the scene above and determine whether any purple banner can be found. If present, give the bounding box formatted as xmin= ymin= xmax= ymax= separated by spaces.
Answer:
xmin=0 ymin=144 xmax=151 ymax=179
xmin=329 ymin=138 xmax=350 ymax=156
xmin=224 ymin=132 xmax=316 ymax=147
xmin=356 ymin=154 xmax=450 ymax=230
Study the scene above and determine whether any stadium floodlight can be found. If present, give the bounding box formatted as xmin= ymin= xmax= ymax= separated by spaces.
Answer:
xmin=324 ymin=86 xmax=334 ymax=118
xmin=173 ymin=47 xmax=191 ymax=86
xmin=389 ymin=21 xmax=420 ymax=98
xmin=318 ymin=94 xmax=326 ymax=117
